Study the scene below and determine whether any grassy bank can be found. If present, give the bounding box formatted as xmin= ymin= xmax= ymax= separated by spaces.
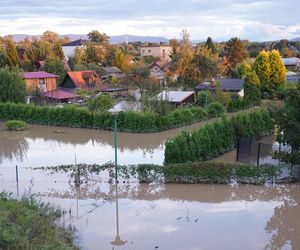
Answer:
xmin=0 ymin=193 xmax=77 ymax=250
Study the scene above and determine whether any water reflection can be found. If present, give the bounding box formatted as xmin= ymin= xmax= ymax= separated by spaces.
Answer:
xmin=265 ymin=185 xmax=300 ymax=249
xmin=111 ymin=181 xmax=127 ymax=248
xmin=0 ymin=129 xmax=29 ymax=163
xmin=1 ymin=166 xmax=300 ymax=250
xmin=1 ymin=120 xmax=212 ymax=167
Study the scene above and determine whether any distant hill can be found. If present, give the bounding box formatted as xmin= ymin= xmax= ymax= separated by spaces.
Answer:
xmin=289 ymin=37 xmax=300 ymax=42
xmin=9 ymin=34 xmax=169 ymax=44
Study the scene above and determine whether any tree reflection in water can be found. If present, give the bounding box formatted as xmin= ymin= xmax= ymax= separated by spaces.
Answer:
xmin=0 ymin=131 xmax=29 ymax=164
xmin=265 ymin=185 xmax=300 ymax=249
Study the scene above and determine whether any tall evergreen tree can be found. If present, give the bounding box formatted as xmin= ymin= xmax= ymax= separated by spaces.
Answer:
xmin=205 ymin=37 xmax=216 ymax=54
xmin=0 ymin=50 xmax=12 ymax=68
xmin=269 ymin=50 xmax=286 ymax=90
xmin=5 ymin=39 xmax=19 ymax=66
xmin=53 ymin=42 xmax=65 ymax=60
xmin=253 ymin=50 xmax=271 ymax=95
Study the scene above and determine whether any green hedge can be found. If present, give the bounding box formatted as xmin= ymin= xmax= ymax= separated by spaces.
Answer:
xmin=0 ymin=102 xmax=211 ymax=132
xmin=164 ymin=108 xmax=274 ymax=164
xmin=227 ymin=98 xmax=254 ymax=112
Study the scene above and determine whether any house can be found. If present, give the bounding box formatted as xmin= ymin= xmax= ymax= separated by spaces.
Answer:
xmin=194 ymin=78 xmax=244 ymax=97
xmin=281 ymin=57 xmax=300 ymax=71
xmin=140 ymin=45 xmax=172 ymax=61
xmin=61 ymin=70 xmax=103 ymax=90
xmin=148 ymin=61 xmax=169 ymax=85
xmin=62 ymin=38 xmax=89 ymax=60
xmin=286 ymin=71 xmax=300 ymax=83
xmin=153 ymin=90 xmax=195 ymax=107
xmin=22 ymin=71 xmax=58 ymax=92
xmin=100 ymin=66 xmax=126 ymax=81
xmin=43 ymin=89 xmax=80 ymax=103
xmin=38 ymin=60 xmax=71 ymax=72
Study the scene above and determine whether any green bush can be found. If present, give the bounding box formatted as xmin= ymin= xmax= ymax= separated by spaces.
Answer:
xmin=213 ymin=89 xmax=231 ymax=107
xmin=227 ymin=98 xmax=253 ymax=112
xmin=207 ymin=102 xmax=225 ymax=117
xmin=164 ymin=108 xmax=274 ymax=164
xmin=195 ymin=90 xmax=213 ymax=107
xmin=4 ymin=120 xmax=28 ymax=131
xmin=88 ymin=94 xmax=114 ymax=112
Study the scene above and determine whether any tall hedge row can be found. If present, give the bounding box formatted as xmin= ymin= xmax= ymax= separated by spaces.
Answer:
xmin=164 ymin=109 xmax=274 ymax=164
xmin=0 ymin=102 xmax=212 ymax=132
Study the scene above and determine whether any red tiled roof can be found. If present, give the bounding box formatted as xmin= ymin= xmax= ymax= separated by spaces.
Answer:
xmin=66 ymin=71 xmax=102 ymax=89
xmin=23 ymin=71 xmax=58 ymax=79
xmin=44 ymin=90 xmax=79 ymax=100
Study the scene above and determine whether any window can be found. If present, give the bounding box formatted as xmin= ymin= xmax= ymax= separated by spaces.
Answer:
xmin=148 ymin=50 xmax=151 ymax=53
xmin=142 ymin=50 xmax=145 ymax=54
xmin=39 ymin=78 xmax=45 ymax=85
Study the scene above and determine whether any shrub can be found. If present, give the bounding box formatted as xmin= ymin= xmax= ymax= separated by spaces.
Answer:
xmin=4 ymin=120 xmax=28 ymax=131
xmin=195 ymin=90 xmax=213 ymax=107
xmin=88 ymin=94 xmax=114 ymax=112
xmin=213 ymin=89 xmax=231 ymax=107
xmin=227 ymin=98 xmax=255 ymax=113
xmin=207 ymin=102 xmax=225 ymax=117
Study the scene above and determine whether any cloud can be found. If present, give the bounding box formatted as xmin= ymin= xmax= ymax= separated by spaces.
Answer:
xmin=0 ymin=0 xmax=299 ymax=41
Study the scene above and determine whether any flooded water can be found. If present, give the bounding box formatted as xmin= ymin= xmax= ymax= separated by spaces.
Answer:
xmin=0 ymin=166 xmax=299 ymax=250
xmin=1 ymin=114 xmax=299 ymax=250
xmin=0 ymin=121 xmax=214 ymax=168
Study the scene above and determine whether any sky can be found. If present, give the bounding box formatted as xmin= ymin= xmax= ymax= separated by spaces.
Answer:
xmin=0 ymin=0 xmax=299 ymax=42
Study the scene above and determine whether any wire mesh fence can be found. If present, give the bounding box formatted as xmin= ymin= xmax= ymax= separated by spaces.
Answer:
xmin=236 ymin=137 xmax=285 ymax=166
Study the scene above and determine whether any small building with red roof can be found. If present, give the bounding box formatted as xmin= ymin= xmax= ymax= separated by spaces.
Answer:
xmin=61 ymin=70 xmax=103 ymax=90
xmin=22 ymin=71 xmax=58 ymax=92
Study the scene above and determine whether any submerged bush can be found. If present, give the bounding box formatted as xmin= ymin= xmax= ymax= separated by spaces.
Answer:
xmin=4 ymin=120 xmax=28 ymax=131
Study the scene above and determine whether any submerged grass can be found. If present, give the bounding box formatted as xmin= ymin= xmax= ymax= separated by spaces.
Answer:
xmin=35 ymin=161 xmax=282 ymax=185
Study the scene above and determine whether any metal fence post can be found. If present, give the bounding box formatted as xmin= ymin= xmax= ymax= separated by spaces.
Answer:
xmin=236 ymin=139 xmax=240 ymax=161
xmin=16 ymin=165 xmax=19 ymax=197
xmin=257 ymin=143 xmax=261 ymax=166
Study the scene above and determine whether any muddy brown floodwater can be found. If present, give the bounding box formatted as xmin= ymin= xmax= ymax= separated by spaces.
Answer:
xmin=0 ymin=118 xmax=220 ymax=167
xmin=1 ymin=116 xmax=299 ymax=250
xmin=0 ymin=167 xmax=299 ymax=250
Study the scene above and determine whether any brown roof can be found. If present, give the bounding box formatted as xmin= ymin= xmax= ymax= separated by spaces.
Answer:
xmin=66 ymin=70 xmax=102 ymax=89
xmin=38 ymin=60 xmax=71 ymax=72
xmin=44 ymin=90 xmax=79 ymax=100
xmin=148 ymin=61 xmax=170 ymax=71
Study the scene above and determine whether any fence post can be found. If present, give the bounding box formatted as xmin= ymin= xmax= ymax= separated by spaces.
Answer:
xmin=236 ymin=139 xmax=240 ymax=161
xmin=16 ymin=165 xmax=19 ymax=197
xmin=15 ymin=165 xmax=19 ymax=183
xmin=257 ymin=143 xmax=261 ymax=166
